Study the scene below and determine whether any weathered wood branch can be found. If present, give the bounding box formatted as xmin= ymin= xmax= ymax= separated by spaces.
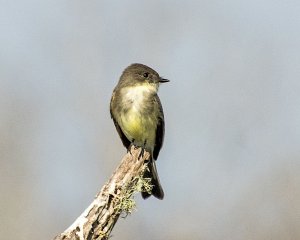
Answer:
xmin=54 ymin=146 xmax=151 ymax=240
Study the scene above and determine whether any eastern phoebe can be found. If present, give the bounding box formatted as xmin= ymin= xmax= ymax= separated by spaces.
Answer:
xmin=110 ymin=63 xmax=169 ymax=200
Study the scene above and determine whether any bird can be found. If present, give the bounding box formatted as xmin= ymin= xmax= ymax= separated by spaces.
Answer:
xmin=110 ymin=63 xmax=169 ymax=199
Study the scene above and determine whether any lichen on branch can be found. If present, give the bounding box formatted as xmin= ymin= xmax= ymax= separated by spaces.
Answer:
xmin=54 ymin=146 xmax=153 ymax=240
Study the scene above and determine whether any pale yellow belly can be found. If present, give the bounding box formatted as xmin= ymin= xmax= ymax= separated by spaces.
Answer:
xmin=119 ymin=108 xmax=157 ymax=149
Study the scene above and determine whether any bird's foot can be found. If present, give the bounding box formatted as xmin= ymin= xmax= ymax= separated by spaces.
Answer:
xmin=138 ymin=148 xmax=145 ymax=160
xmin=138 ymin=140 xmax=148 ymax=160
xmin=127 ymin=143 xmax=134 ymax=155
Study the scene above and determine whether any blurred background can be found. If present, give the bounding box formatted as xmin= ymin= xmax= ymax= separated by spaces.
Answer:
xmin=1 ymin=0 xmax=300 ymax=239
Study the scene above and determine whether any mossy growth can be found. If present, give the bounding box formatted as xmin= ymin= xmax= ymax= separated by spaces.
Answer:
xmin=116 ymin=166 xmax=153 ymax=216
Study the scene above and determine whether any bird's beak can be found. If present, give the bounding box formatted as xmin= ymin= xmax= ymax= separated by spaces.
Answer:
xmin=159 ymin=78 xmax=170 ymax=83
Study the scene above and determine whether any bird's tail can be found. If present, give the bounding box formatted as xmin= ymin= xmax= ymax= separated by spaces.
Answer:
xmin=141 ymin=158 xmax=164 ymax=200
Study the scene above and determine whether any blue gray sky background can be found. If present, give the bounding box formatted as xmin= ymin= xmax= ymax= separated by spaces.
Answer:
xmin=1 ymin=1 xmax=300 ymax=239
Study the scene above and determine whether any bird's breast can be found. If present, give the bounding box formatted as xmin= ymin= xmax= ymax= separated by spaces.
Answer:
xmin=117 ymin=85 xmax=158 ymax=147
xmin=121 ymin=85 xmax=156 ymax=112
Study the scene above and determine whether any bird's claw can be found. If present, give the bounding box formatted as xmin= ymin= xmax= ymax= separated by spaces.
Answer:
xmin=138 ymin=148 xmax=145 ymax=160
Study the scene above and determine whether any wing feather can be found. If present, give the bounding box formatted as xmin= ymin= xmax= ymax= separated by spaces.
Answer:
xmin=110 ymin=92 xmax=131 ymax=149
xmin=153 ymin=95 xmax=165 ymax=160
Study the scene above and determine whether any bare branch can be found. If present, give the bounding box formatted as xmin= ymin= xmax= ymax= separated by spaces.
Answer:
xmin=54 ymin=146 xmax=151 ymax=240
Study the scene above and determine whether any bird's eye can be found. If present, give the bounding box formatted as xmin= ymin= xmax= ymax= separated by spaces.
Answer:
xmin=143 ymin=72 xmax=149 ymax=78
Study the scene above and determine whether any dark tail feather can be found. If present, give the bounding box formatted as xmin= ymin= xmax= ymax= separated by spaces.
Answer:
xmin=141 ymin=159 xmax=164 ymax=200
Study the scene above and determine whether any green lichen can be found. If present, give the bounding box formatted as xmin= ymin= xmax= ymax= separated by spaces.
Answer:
xmin=116 ymin=168 xmax=153 ymax=216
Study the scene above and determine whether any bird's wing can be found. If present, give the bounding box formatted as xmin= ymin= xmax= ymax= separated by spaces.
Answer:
xmin=110 ymin=92 xmax=131 ymax=149
xmin=153 ymin=95 xmax=165 ymax=160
